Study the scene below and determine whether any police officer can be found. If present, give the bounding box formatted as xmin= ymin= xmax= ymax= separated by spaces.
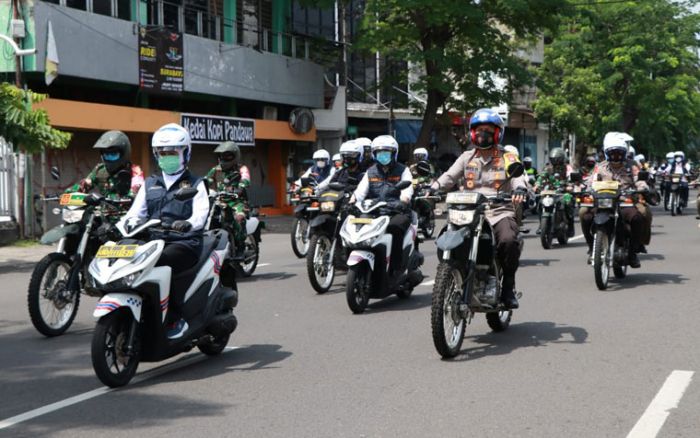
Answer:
xmin=121 ymin=123 xmax=210 ymax=339
xmin=410 ymin=147 xmax=437 ymax=183
xmin=318 ymin=140 xmax=366 ymax=192
xmin=535 ymin=147 xmax=576 ymax=237
xmin=523 ymin=156 xmax=538 ymax=182
xmin=431 ymin=108 xmax=526 ymax=309
xmin=352 ymin=135 xmax=414 ymax=273
xmin=206 ymin=141 xmax=251 ymax=260
xmin=355 ymin=137 xmax=374 ymax=172
xmin=69 ymin=130 xmax=144 ymax=198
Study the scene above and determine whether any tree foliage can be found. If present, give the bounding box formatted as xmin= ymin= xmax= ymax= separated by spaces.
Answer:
xmin=0 ymin=83 xmax=71 ymax=153
xmin=533 ymin=0 xmax=700 ymax=158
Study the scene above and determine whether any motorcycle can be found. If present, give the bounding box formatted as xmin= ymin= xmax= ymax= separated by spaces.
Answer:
xmin=583 ymin=180 xmax=646 ymax=290
xmin=306 ymin=181 xmax=354 ymax=294
xmin=668 ymin=173 xmax=684 ymax=216
xmin=27 ymin=191 xmax=131 ymax=337
xmin=206 ymin=190 xmax=264 ymax=277
xmin=289 ymin=177 xmax=319 ymax=258
xmin=88 ymin=188 xmax=238 ymax=387
xmin=339 ymin=180 xmax=424 ymax=314
xmin=538 ymin=186 xmax=569 ymax=249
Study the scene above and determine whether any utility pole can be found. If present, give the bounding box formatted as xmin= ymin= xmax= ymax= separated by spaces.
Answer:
xmin=13 ymin=0 xmax=26 ymax=238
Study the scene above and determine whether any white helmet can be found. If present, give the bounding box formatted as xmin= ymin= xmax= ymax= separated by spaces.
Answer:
xmin=355 ymin=137 xmax=372 ymax=148
xmin=413 ymin=147 xmax=429 ymax=160
xmin=504 ymin=145 xmax=519 ymax=156
xmin=332 ymin=153 xmax=342 ymax=162
xmin=152 ymin=123 xmax=191 ymax=175
xmin=634 ymin=154 xmax=645 ymax=163
xmin=603 ymin=132 xmax=628 ymax=162
xmin=666 ymin=151 xmax=675 ymax=161
xmin=627 ymin=145 xmax=636 ymax=157
xmin=371 ymin=135 xmax=399 ymax=165
xmin=675 ymin=150 xmax=685 ymax=161
xmin=339 ymin=140 xmax=363 ymax=161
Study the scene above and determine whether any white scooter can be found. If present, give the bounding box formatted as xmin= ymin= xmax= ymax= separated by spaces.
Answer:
xmin=339 ymin=180 xmax=424 ymax=314
xmin=87 ymin=189 xmax=238 ymax=387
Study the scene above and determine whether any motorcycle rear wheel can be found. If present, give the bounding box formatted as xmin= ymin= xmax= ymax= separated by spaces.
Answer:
xmin=346 ymin=262 xmax=371 ymax=314
xmin=307 ymin=233 xmax=335 ymax=294
xmin=593 ymin=231 xmax=610 ymax=290
xmin=540 ymin=217 xmax=553 ymax=249
xmin=486 ymin=310 xmax=512 ymax=332
xmin=291 ymin=218 xmax=310 ymax=258
xmin=422 ymin=209 xmax=436 ymax=239
xmin=91 ymin=308 xmax=140 ymax=388
xmin=431 ymin=261 xmax=467 ymax=358
xmin=27 ymin=252 xmax=80 ymax=337
xmin=671 ymin=193 xmax=678 ymax=216
xmin=237 ymin=235 xmax=259 ymax=277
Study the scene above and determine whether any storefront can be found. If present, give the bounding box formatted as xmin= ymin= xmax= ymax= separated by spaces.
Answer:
xmin=35 ymin=99 xmax=316 ymax=215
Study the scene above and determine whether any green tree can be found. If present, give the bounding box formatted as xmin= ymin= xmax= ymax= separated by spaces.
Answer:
xmin=0 ymin=83 xmax=71 ymax=153
xmin=533 ymin=0 xmax=700 ymax=158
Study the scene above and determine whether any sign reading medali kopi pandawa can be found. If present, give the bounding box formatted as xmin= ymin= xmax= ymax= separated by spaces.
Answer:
xmin=138 ymin=25 xmax=184 ymax=94
xmin=181 ymin=113 xmax=256 ymax=146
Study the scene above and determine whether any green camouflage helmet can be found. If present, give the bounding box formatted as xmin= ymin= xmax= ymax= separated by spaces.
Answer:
xmin=214 ymin=141 xmax=241 ymax=160
xmin=93 ymin=130 xmax=131 ymax=175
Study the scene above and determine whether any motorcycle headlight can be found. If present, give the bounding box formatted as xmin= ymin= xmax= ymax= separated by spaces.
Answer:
xmin=62 ymin=208 xmax=85 ymax=224
xmin=104 ymin=272 xmax=140 ymax=291
xmin=541 ymin=197 xmax=555 ymax=207
xmin=321 ymin=201 xmax=335 ymax=212
xmin=448 ymin=209 xmax=475 ymax=226
xmin=597 ymin=198 xmax=614 ymax=209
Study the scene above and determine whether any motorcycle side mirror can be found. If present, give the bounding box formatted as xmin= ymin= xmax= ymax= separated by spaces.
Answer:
xmin=174 ymin=187 xmax=199 ymax=201
xmin=569 ymin=172 xmax=582 ymax=183
xmin=114 ymin=169 xmax=132 ymax=197
xmin=395 ymin=180 xmax=412 ymax=191
xmin=50 ymin=165 xmax=60 ymax=181
xmin=416 ymin=161 xmax=432 ymax=177
xmin=329 ymin=182 xmax=345 ymax=191
xmin=637 ymin=170 xmax=649 ymax=181
xmin=506 ymin=162 xmax=524 ymax=179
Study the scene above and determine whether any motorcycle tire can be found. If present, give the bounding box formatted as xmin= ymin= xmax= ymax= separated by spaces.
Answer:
xmin=556 ymin=214 xmax=569 ymax=246
xmin=613 ymin=262 xmax=627 ymax=279
xmin=290 ymin=218 xmax=310 ymax=258
xmin=27 ymin=252 xmax=80 ymax=337
xmin=671 ymin=193 xmax=678 ymax=217
xmin=237 ymin=235 xmax=259 ymax=278
xmin=91 ymin=308 xmax=140 ymax=388
xmin=663 ymin=192 xmax=670 ymax=211
xmin=307 ymin=233 xmax=335 ymax=294
xmin=431 ymin=261 xmax=467 ymax=358
xmin=486 ymin=310 xmax=512 ymax=332
xmin=422 ymin=209 xmax=436 ymax=239
xmin=540 ymin=217 xmax=553 ymax=249
xmin=346 ymin=262 xmax=371 ymax=314
xmin=199 ymin=316 xmax=234 ymax=356
xmin=593 ymin=230 xmax=610 ymax=290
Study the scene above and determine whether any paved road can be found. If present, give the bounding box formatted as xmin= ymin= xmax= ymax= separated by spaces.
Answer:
xmin=1 ymin=202 xmax=699 ymax=437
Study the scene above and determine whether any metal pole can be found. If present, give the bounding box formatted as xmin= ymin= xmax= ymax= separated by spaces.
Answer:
xmin=13 ymin=0 xmax=25 ymax=238
xmin=41 ymin=150 xmax=47 ymax=235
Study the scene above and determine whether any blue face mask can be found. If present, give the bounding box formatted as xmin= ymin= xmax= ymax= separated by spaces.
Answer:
xmin=376 ymin=151 xmax=393 ymax=166
xmin=102 ymin=152 xmax=121 ymax=162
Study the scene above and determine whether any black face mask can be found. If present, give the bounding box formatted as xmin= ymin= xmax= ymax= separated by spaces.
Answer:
xmin=475 ymin=131 xmax=495 ymax=148
xmin=219 ymin=157 xmax=236 ymax=171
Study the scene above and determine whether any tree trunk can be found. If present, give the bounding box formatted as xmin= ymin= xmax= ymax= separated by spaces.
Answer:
xmin=415 ymin=89 xmax=445 ymax=148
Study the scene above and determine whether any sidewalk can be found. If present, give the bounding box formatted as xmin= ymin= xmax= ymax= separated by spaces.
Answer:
xmin=0 ymin=243 xmax=54 ymax=270
xmin=261 ymin=215 xmax=294 ymax=234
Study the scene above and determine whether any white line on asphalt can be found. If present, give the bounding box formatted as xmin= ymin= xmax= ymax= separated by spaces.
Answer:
xmin=569 ymin=234 xmax=584 ymax=241
xmin=689 ymin=199 xmax=697 ymax=205
xmin=626 ymin=370 xmax=694 ymax=438
xmin=257 ymin=263 xmax=271 ymax=268
xmin=0 ymin=346 xmax=238 ymax=431
xmin=420 ymin=280 xmax=435 ymax=287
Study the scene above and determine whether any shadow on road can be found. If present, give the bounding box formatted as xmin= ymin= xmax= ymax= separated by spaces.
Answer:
xmin=519 ymin=258 xmax=560 ymax=267
xmin=239 ymin=271 xmax=296 ymax=282
xmin=640 ymin=253 xmax=665 ymax=261
xmin=366 ymin=291 xmax=432 ymax=313
xmin=607 ymin=272 xmax=687 ymax=291
xmin=0 ymin=259 xmax=36 ymax=274
xmin=452 ymin=321 xmax=588 ymax=362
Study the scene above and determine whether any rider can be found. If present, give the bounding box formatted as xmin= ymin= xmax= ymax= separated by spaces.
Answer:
xmin=534 ymin=147 xmax=576 ymax=237
xmin=352 ymin=135 xmax=414 ymax=273
xmin=581 ymin=154 xmax=597 ymax=180
xmin=205 ymin=141 xmax=251 ymax=260
xmin=669 ymin=151 xmax=690 ymax=208
xmin=318 ymin=140 xmax=366 ymax=192
xmin=410 ymin=147 xmax=437 ymax=183
xmin=294 ymin=149 xmax=334 ymax=188
xmin=332 ymin=153 xmax=343 ymax=170
xmin=523 ymin=156 xmax=538 ymax=184
xmin=355 ymin=137 xmax=374 ymax=171
xmin=431 ymin=108 xmax=526 ymax=309
xmin=68 ymin=130 xmax=144 ymax=198
xmin=580 ymin=133 xmax=649 ymax=268
xmin=121 ymin=123 xmax=210 ymax=339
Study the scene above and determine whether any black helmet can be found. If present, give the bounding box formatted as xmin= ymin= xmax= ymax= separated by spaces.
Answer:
xmin=214 ymin=141 xmax=241 ymax=171
xmin=93 ymin=130 xmax=131 ymax=175
xmin=549 ymin=147 xmax=566 ymax=166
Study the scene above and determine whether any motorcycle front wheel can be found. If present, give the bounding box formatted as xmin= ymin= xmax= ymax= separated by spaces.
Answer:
xmin=346 ymin=262 xmax=371 ymax=314
xmin=422 ymin=208 xmax=436 ymax=239
xmin=27 ymin=252 xmax=80 ymax=337
xmin=91 ymin=308 xmax=140 ymax=388
xmin=431 ymin=261 xmax=467 ymax=358
xmin=540 ymin=216 xmax=553 ymax=249
xmin=291 ymin=218 xmax=310 ymax=258
xmin=307 ymin=233 xmax=335 ymax=294
xmin=237 ymin=235 xmax=259 ymax=278
xmin=593 ymin=231 xmax=611 ymax=290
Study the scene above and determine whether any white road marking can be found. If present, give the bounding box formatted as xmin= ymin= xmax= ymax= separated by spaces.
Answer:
xmin=257 ymin=263 xmax=271 ymax=268
xmin=569 ymin=234 xmax=584 ymax=241
xmin=689 ymin=199 xmax=696 ymax=205
xmin=0 ymin=346 xmax=238 ymax=430
xmin=626 ymin=370 xmax=694 ymax=438
xmin=420 ymin=280 xmax=435 ymax=287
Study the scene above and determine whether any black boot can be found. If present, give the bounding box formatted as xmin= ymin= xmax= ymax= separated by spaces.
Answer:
xmin=501 ymin=276 xmax=519 ymax=309
xmin=629 ymin=251 xmax=641 ymax=269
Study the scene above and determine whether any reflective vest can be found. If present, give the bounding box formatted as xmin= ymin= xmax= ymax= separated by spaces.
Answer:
xmin=366 ymin=163 xmax=406 ymax=201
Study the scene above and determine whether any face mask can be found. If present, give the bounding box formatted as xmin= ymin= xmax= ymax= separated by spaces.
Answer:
xmin=676 ymin=157 xmax=682 ymax=163
xmin=158 ymin=155 xmax=182 ymax=174
xmin=316 ymin=160 xmax=327 ymax=169
xmin=376 ymin=151 xmax=393 ymax=166
xmin=475 ymin=131 xmax=495 ymax=148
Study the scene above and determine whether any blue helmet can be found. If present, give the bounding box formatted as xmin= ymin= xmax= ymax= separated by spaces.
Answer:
xmin=469 ymin=108 xmax=505 ymax=146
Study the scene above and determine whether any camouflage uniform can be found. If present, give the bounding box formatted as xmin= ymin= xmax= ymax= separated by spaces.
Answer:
xmin=206 ymin=164 xmax=251 ymax=245
xmin=68 ymin=162 xmax=144 ymax=199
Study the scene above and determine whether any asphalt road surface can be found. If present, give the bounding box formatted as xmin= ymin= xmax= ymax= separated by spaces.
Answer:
xmin=1 ymin=201 xmax=699 ymax=437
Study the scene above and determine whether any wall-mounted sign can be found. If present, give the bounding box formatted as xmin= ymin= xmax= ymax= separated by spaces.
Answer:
xmin=138 ymin=25 xmax=184 ymax=94
xmin=181 ymin=113 xmax=256 ymax=146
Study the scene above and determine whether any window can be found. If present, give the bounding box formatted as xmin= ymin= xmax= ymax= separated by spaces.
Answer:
xmin=92 ymin=0 xmax=112 ymax=16
xmin=66 ymin=0 xmax=87 ymax=11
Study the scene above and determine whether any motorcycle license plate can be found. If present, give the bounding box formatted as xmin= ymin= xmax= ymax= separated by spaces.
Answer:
xmin=59 ymin=193 xmax=87 ymax=206
xmin=96 ymin=244 xmax=138 ymax=259
xmin=350 ymin=218 xmax=372 ymax=224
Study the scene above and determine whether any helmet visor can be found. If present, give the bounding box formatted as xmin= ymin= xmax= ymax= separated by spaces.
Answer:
xmin=101 ymin=151 xmax=121 ymax=162
xmin=607 ymin=149 xmax=626 ymax=162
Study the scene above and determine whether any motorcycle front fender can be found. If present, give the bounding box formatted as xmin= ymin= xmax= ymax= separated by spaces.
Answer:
xmin=294 ymin=204 xmax=307 ymax=217
xmin=309 ymin=214 xmax=336 ymax=230
xmin=436 ymin=227 xmax=468 ymax=251
xmin=246 ymin=216 xmax=260 ymax=236
xmin=593 ymin=211 xmax=611 ymax=226
xmin=94 ymin=293 xmax=142 ymax=321
xmin=40 ymin=223 xmax=80 ymax=245
xmin=347 ymin=250 xmax=375 ymax=271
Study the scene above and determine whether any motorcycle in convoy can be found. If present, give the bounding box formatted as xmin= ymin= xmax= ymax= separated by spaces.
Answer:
xmin=412 ymin=161 xmax=439 ymax=239
xmin=339 ymin=180 xmax=424 ymax=314
xmin=668 ymin=173 xmax=684 ymax=216
xmin=538 ymin=173 xmax=579 ymax=249
xmin=88 ymin=188 xmax=238 ymax=387
xmin=289 ymin=177 xmax=319 ymax=258
xmin=581 ymin=178 xmax=648 ymax=290
xmin=27 ymin=191 xmax=131 ymax=337
xmin=306 ymin=180 xmax=356 ymax=294
xmin=430 ymin=163 xmax=524 ymax=358
xmin=206 ymin=189 xmax=264 ymax=277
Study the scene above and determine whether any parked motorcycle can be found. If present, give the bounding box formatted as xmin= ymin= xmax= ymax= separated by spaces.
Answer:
xmin=339 ymin=180 xmax=424 ymax=314
xmin=206 ymin=190 xmax=264 ymax=277
xmin=27 ymin=192 xmax=131 ymax=337
xmin=289 ymin=177 xmax=319 ymax=258
xmin=88 ymin=188 xmax=238 ymax=387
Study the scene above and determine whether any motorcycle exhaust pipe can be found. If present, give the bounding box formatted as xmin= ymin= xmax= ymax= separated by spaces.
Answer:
xmin=207 ymin=314 xmax=238 ymax=337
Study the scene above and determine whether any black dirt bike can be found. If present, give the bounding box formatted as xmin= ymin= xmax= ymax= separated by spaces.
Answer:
xmin=289 ymin=177 xmax=319 ymax=258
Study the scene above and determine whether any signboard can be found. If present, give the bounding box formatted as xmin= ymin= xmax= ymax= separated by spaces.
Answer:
xmin=181 ymin=113 xmax=256 ymax=146
xmin=138 ymin=25 xmax=184 ymax=94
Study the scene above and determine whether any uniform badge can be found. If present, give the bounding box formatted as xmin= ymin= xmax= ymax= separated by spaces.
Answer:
xmin=466 ymin=180 xmax=475 ymax=189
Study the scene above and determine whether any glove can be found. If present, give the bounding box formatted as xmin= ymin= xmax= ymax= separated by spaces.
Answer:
xmin=172 ymin=220 xmax=192 ymax=233
xmin=83 ymin=195 xmax=102 ymax=207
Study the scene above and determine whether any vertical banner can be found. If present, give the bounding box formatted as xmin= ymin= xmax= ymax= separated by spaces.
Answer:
xmin=138 ymin=25 xmax=184 ymax=94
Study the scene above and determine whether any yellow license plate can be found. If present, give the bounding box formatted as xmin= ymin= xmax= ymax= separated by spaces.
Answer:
xmin=60 ymin=193 xmax=87 ymax=206
xmin=96 ymin=245 xmax=138 ymax=259
xmin=350 ymin=218 xmax=372 ymax=224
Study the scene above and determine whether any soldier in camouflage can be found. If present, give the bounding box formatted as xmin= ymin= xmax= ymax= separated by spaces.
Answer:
xmin=206 ymin=141 xmax=251 ymax=260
